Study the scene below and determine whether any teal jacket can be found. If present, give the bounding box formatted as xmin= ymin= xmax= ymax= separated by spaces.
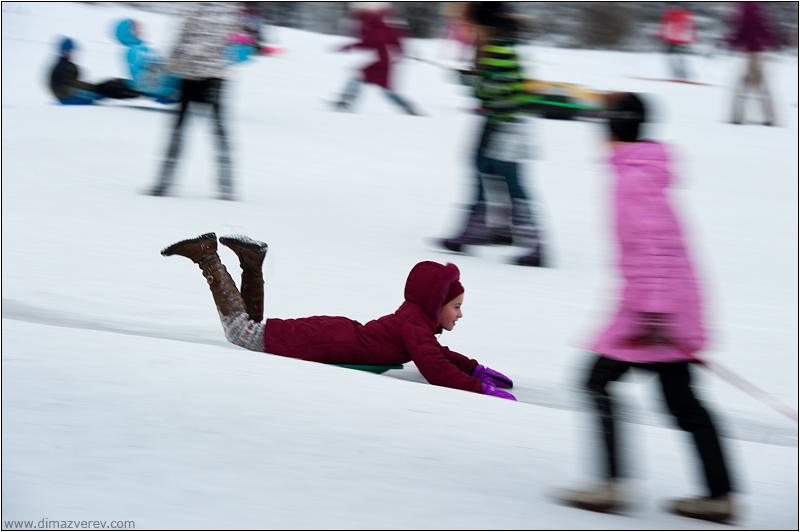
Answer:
xmin=115 ymin=19 xmax=180 ymax=100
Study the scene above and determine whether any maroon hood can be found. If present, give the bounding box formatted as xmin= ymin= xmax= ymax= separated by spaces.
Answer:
xmin=404 ymin=261 xmax=461 ymax=325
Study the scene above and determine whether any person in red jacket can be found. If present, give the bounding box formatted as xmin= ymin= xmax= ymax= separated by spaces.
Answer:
xmin=161 ymin=232 xmax=515 ymax=400
xmin=655 ymin=5 xmax=697 ymax=80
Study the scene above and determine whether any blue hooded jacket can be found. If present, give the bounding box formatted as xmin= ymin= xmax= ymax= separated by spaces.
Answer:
xmin=115 ymin=19 xmax=180 ymax=100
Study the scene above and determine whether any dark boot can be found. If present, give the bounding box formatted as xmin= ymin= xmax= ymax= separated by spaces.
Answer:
xmin=511 ymin=201 xmax=545 ymax=267
xmin=440 ymin=203 xmax=501 ymax=253
xmin=161 ymin=233 xmax=247 ymax=318
xmin=219 ymin=235 xmax=268 ymax=322
xmin=513 ymin=226 xmax=545 ymax=267
xmin=487 ymin=203 xmax=514 ymax=246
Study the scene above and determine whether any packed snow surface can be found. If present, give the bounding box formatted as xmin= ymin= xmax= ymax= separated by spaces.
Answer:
xmin=2 ymin=3 xmax=797 ymax=530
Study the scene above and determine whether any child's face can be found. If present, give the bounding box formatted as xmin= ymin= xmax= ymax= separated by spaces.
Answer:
xmin=440 ymin=294 xmax=464 ymax=331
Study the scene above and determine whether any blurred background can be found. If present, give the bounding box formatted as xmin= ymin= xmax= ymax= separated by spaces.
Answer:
xmin=3 ymin=1 xmax=797 ymax=529
xmin=118 ymin=1 xmax=799 ymax=53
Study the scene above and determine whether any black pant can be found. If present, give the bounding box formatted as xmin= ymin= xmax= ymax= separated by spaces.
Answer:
xmin=154 ymin=78 xmax=232 ymax=196
xmin=586 ymin=354 xmax=733 ymax=497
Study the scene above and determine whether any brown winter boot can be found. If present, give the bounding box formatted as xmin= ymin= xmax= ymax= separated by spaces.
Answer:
xmin=667 ymin=494 xmax=735 ymax=524
xmin=219 ymin=235 xmax=268 ymax=322
xmin=553 ymin=481 xmax=627 ymax=513
xmin=161 ymin=232 xmax=247 ymax=319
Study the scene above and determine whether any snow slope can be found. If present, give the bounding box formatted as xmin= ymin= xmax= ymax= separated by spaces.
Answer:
xmin=2 ymin=3 xmax=797 ymax=529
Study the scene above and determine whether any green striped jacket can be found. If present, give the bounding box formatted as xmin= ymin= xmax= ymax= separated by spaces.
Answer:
xmin=462 ymin=37 xmax=535 ymax=122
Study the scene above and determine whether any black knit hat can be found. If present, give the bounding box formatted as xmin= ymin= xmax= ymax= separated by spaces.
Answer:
xmin=607 ymin=93 xmax=647 ymax=142
xmin=469 ymin=2 xmax=518 ymax=34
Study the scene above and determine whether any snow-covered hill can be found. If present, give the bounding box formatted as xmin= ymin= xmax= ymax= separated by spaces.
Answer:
xmin=2 ymin=3 xmax=797 ymax=529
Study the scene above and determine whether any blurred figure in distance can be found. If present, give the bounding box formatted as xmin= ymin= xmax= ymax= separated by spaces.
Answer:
xmin=655 ymin=4 xmax=697 ymax=80
xmin=49 ymin=37 xmax=139 ymax=105
xmin=437 ymin=2 xmax=546 ymax=267
xmin=115 ymin=19 xmax=181 ymax=104
xmin=149 ymin=2 xmax=240 ymax=200
xmin=332 ymin=3 xmax=421 ymax=116
xmin=726 ymin=2 xmax=779 ymax=125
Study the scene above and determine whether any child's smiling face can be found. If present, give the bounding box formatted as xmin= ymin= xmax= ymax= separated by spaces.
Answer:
xmin=440 ymin=294 xmax=464 ymax=331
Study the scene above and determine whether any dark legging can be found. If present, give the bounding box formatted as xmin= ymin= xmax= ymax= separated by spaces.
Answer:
xmin=153 ymin=78 xmax=232 ymax=196
xmin=586 ymin=354 xmax=733 ymax=497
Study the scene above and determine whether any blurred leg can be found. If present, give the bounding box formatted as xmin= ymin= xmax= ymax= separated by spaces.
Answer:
xmin=336 ymin=78 xmax=362 ymax=110
xmin=383 ymin=90 xmax=419 ymax=115
xmin=586 ymin=355 xmax=632 ymax=480
xmin=152 ymin=81 xmax=192 ymax=195
xmin=207 ymin=78 xmax=233 ymax=199
xmin=751 ymin=53 xmax=775 ymax=125
xmin=656 ymin=362 xmax=733 ymax=497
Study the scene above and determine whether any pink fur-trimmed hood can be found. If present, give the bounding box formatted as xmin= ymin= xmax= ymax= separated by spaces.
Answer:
xmin=403 ymin=261 xmax=462 ymax=326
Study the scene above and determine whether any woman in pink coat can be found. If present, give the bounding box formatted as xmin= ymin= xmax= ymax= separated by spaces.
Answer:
xmin=557 ymin=94 xmax=735 ymax=524
xmin=160 ymin=232 xmax=514 ymax=400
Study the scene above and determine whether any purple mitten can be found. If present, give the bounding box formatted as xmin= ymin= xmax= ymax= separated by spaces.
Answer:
xmin=481 ymin=383 xmax=517 ymax=401
xmin=472 ymin=364 xmax=514 ymax=389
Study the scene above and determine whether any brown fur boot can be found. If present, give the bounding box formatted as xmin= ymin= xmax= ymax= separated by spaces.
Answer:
xmin=161 ymin=233 xmax=247 ymax=318
xmin=219 ymin=235 xmax=268 ymax=322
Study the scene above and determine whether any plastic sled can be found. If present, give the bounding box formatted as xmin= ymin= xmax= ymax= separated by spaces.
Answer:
xmin=524 ymin=80 xmax=606 ymax=119
xmin=332 ymin=364 xmax=404 ymax=374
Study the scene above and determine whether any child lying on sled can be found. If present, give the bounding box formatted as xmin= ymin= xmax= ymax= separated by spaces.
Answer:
xmin=162 ymin=233 xmax=515 ymax=400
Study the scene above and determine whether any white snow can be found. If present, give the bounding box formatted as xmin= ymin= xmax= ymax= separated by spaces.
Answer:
xmin=2 ymin=2 xmax=797 ymax=530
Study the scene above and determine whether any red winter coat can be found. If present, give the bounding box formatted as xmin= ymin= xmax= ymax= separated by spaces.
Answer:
xmin=656 ymin=7 xmax=697 ymax=45
xmin=261 ymin=261 xmax=483 ymax=393
xmin=340 ymin=9 xmax=404 ymax=90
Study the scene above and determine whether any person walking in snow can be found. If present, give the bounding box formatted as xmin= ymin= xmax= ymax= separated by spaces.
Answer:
xmin=555 ymin=93 xmax=735 ymax=524
xmin=655 ymin=4 xmax=697 ymax=80
xmin=437 ymin=2 xmax=546 ymax=267
xmin=726 ymin=2 xmax=779 ymax=126
xmin=149 ymin=2 xmax=240 ymax=200
xmin=160 ymin=232 xmax=515 ymax=400
xmin=332 ymin=3 xmax=421 ymax=116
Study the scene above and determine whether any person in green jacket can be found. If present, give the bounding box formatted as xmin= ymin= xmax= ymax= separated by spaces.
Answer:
xmin=438 ymin=2 xmax=546 ymax=267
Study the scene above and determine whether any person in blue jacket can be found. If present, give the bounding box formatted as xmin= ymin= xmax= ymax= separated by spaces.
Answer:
xmin=115 ymin=19 xmax=181 ymax=104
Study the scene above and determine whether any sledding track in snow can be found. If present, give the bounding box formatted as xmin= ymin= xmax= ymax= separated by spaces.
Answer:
xmin=5 ymin=297 xmax=796 ymax=449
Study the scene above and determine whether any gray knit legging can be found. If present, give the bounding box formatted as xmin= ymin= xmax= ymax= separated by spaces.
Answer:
xmin=221 ymin=311 xmax=265 ymax=352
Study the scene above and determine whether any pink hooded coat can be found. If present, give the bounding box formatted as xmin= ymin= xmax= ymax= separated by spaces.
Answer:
xmin=590 ymin=141 xmax=706 ymax=363
xmin=261 ymin=261 xmax=483 ymax=393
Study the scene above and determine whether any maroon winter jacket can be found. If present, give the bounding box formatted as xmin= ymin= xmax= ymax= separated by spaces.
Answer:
xmin=261 ymin=261 xmax=483 ymax=393
xmin=340 ymin=9 xmax=404 ymax=90
xmin=727 ymin=2 xmax=778 ymax=53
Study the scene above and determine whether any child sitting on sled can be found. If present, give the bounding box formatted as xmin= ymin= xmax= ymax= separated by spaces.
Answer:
xmin=161 ymin=233 xmax=515 ymax=400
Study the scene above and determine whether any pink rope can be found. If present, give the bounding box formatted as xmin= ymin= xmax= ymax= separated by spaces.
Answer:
xmin=691 ymin=356 xmax=798 ymax=424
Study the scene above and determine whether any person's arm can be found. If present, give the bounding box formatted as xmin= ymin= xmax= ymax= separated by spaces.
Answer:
xmin=65 ymin=61 xmax=97 ymax=92
xmin=402 ymin=318 xmax=483 ymax=393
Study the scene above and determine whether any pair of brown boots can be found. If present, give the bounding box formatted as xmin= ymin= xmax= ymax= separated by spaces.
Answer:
xmin=161 ymin=233 xmax=268 ymax=322
xmin=554 ymin=481 xmax=735 ymax=524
